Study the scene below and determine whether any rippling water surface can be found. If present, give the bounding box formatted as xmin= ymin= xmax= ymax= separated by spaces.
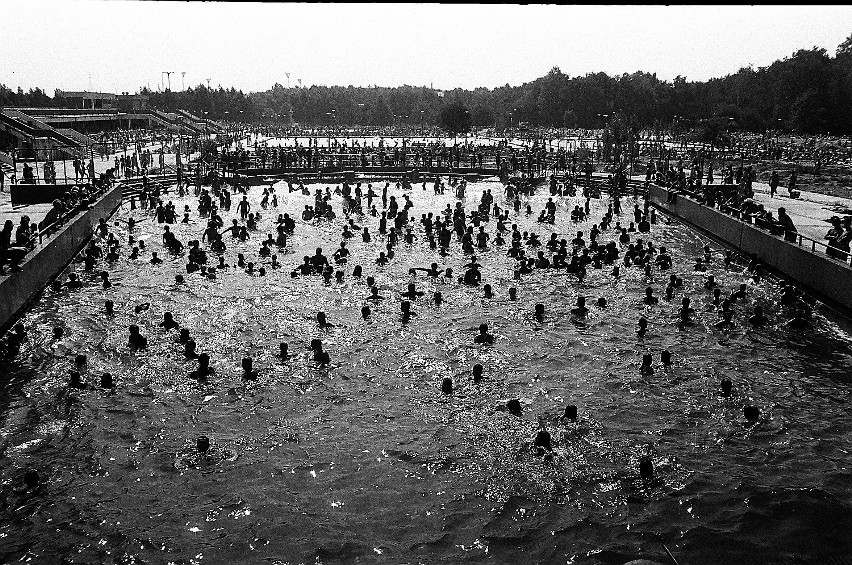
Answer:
xmin=2 ymin=178 xmax=852 ymax=565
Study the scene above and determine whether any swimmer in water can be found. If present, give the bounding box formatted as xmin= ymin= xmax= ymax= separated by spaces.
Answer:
xmin=714 ymin=309 xmax=735 ymax=330
xmin=474 ymin=323 xmax=495 ymax=344
xmin=678 ymin=297 xmax=695 ymax=322
xmin=410 ymin=262 xmax=442 ymax=278
xmin=748 ymin=305 xmax=767 ymax=326
xmin=637 ymin=316 xmax=648 ymax=338
xmin=101 ymin=372 xmax=115 ymax=389
xmin=400 ymin=300 xmax=416 ymax=322
xmin=367 ymin=286 xmax=384 ymax=301
xmin=720 ymin=378 xmax=733 ymax=397
xmin=401 ymin=283 xmax=424 ymax=300
xmin=128 ymin=325 xmax=148 ymax=348
xmin=643 ymin=287 xmax=659 ymax=306
xmin=471 ymin=363 xmax=484 ymax=383
xmin=160 ymin=311 xmax=180 ymax=330
xmin=560 ymin=404 xmax=578 ymax=423
xmin=462 ymin=263 xmax=482 ymax=285
xmin=506 ymin=398 xmax=522 ymax=416
xmin=640 ymin=353 xmax=654 ymax=376
xmin=483 ymin=284 xmax=494 ymax=299
xmin=571 ymin=296 xmax=589 ymax=317
xmin=316 ymin=311 xmax=334 ymax=328
xmin=68 ymin=370 xmax=86 ymax=389
xmin=534 ymin=303 xmax=545 ymax=322
xmin=241 ymin=357 xmax=259 ymax=380
xmin=310 ymin=339 xmax=331 ymax=366
xmin=65 ymin=273 xmax=83 ymax=289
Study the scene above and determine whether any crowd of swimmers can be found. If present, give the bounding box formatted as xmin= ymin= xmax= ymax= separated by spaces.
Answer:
xmin=2 ymin=161 xmax=820 ymax=492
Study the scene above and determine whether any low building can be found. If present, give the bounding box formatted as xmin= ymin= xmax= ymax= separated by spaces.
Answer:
xmin=54 ymin=90 xmax=118 ymax=110
xmin=117 ymin=93 xmax=150 ymax=112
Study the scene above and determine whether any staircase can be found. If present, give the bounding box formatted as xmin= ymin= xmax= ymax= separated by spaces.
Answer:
xmin=0 ymin=150 xmax=14 ymax=181
xmin=0 ymin=109 xmax=83 ymax=149
xmin=175 ymin=109 xmax=224 ymax=133
xmin=56 ymin=128 xmax=105 ymax=155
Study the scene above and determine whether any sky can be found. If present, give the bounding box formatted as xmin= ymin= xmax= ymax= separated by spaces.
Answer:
xmin=2 ymin=2 xmax=852 ymax=95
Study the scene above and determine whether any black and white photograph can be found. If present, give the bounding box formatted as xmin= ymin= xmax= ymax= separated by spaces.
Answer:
xmin=2 ymin=2 xmax=852 ymax=564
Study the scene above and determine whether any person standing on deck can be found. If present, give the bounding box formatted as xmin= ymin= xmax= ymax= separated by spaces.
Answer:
xmin=73 ymin=156 xmax=82 ymax=183
xmin=769 ymin=170 xmax=779 ymax=198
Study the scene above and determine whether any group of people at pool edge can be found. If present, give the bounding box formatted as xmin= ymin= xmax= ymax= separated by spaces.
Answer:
xmin=3 ymin=163 xmax=818 ymax=490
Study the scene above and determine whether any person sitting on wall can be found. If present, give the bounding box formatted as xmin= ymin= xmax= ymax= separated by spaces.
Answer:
xmin=39 ymin=200 xmax=64 ymax=234
xmin=776 ymin=207 xmax=798 ymax=242
xmin=0 ymin=219 xmax=29 ymax=273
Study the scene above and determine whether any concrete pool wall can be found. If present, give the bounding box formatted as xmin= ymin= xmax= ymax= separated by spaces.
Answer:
xmin=0 ymin=183 xmax=123 ymax=333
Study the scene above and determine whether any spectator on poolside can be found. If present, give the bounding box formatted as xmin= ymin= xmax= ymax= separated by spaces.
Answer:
xmin=769 ymin=170 xmax=779 ymax=198
xmin=825 ymin=216 xmax=844 ymax=258
xmin=776 ymin=207 xmax=797 ymax=242
xmin=836 ymin=217 xmax=852 ymax=261
xmin=788 ymin=170 xmax=799 ymax=198
xmin=22 ymin=162 xmax=35 ymax=184
xmin=39 ymin=200 xmax=64 ymax=234
xmin=15 ymin=216 xmax=36 ymax=249
xmin=0 ymin=219 xmax=28 ymax=273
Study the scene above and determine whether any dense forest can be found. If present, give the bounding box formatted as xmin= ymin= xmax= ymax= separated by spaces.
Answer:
xmin=2 ymin=34 xmax=851 ymax=135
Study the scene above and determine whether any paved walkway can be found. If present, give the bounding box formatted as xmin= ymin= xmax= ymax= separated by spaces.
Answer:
xmin=0 ymin=147 xmax=199 ymax=227
xmin=627 ymin=174 xmax=852 ymax=248
xmin=749 ymin=181 xmax=852 ymax=244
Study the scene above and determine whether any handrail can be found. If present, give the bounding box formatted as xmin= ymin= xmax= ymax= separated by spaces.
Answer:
xmin=662 ymin=185 xmax=852 ymax=267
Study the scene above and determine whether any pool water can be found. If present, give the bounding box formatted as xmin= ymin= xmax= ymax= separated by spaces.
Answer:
xmin=1 ymin=179 xmax=852 ymax=565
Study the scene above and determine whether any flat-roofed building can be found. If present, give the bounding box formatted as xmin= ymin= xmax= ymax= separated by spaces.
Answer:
xmin=55 ymin=90 xmax=117 ymax=110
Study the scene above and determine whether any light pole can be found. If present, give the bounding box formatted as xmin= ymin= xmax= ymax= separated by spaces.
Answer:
xmin=597 ymin=113 xmax=608 ymax=163
xmin=776 ymin=118 xmax=782 ymax=157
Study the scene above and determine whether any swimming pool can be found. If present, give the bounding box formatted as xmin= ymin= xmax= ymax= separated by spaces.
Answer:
xmin=1 ymin=179 xmax=851 ymax=564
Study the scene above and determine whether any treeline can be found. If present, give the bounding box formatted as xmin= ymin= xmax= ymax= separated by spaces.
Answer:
xmin=0 ymin=86 xmax=54 ymax=108
xmin=3 ymin=33 xmax=851 ymax=135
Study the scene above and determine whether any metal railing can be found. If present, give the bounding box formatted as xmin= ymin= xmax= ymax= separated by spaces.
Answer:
xmin=24 ymin=178 xmax=119 ymax=248
xmin=663 ymin=186 xmax=852 ymax=268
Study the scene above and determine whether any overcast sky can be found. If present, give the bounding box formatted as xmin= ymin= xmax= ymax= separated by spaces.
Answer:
xmin=2 ymin=2 xmax=851 ymax=95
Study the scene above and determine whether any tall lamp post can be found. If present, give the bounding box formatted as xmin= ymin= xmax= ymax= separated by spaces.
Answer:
xmin=325 ymin=109 xmax=336 ymax=163
xmin=776 ymin=118 xmax=782 ymax=158
xmin=596 ymin=113 xmax=608 ymax=164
